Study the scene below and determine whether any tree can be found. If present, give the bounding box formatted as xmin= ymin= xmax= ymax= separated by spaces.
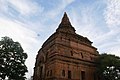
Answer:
xmin=0 ymin=36 xmax=28 ymax=80
xmin=96 ymin=53 xmax=120 ymax=80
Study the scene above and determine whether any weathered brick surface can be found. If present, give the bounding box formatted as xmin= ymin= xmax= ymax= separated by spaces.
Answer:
xmin=33 ymin=12 xmax=99 ymax=80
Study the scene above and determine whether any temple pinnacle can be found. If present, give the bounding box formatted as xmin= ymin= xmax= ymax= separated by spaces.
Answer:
xmin=56 ymin=12 xmax=76 ymax=34
xmin=61 ymin=12 xmax=71 ymax=25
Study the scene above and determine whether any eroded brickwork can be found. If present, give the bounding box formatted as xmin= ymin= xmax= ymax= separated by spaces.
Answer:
xmin=33 ymin=12 xmax=99 ymax=80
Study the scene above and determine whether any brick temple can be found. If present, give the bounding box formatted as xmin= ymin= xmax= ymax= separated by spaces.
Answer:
xmin=33 ymin=12 xmax=99 ymax=80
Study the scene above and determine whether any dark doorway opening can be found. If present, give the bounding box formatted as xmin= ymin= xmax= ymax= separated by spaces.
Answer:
xmin=81 ymin=71 xmax=85 ymax=80
xmin=68 ymin=70 xmax=71 ymax=79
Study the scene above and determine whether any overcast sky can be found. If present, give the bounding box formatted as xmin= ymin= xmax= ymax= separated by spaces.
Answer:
xmin=0 ymin=0 xmax=120 ymax=79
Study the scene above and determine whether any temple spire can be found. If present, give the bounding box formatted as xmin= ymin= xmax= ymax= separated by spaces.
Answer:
xmin=61 ymin=12 xmax=71 ymax=25
xmin=56 ymin=12 xmax=76 ymax=34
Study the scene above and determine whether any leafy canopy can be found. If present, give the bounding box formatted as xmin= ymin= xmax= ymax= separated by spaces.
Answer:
xmin=96 ymin=53 xmax=120 ymax=80
xmin=0 ymin=37 xmax=28 ymax=80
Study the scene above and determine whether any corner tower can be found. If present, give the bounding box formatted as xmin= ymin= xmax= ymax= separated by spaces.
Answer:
xmin=33 ymin=12 xmax=99 ymax=80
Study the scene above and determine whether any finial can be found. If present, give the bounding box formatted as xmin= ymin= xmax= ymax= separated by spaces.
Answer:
xmin=56 ymin=12 xmax=76 ymax=34
xmin=63 ymin=12 xmax=67 ymax=18
xmin=61 ymin=12 xmax=71 ymax=25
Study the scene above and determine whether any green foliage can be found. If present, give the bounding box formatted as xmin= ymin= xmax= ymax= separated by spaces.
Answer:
xmin=96 ymin=53 xmax=120 ymax=80
xmin=0 ymin=37 xmax=28 ymax=80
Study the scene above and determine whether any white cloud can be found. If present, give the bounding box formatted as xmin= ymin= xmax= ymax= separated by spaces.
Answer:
xmin=70 ymin=7 xmax=104 ymax=41
xmin=104 ymin=0 xmax=120 ymax=27
xmin=0 ymin=0 xmax=9 ymax=12
xmin=46 ymin=0 xmax=75 ymax=19
xmin=96 ymin=0 xmax=120 ymax=56
xmin=0 ymin=0 xmax=44 ymax=16
xmin=99 ymin=42 xmax=120 ymax=57
xmin=9 ymin=0 xmax=44 ymax=15
xmin=108 ymin=45 xmax=120 ymax=56
xmin=0 ymin=19 xmax=37 ymax=47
